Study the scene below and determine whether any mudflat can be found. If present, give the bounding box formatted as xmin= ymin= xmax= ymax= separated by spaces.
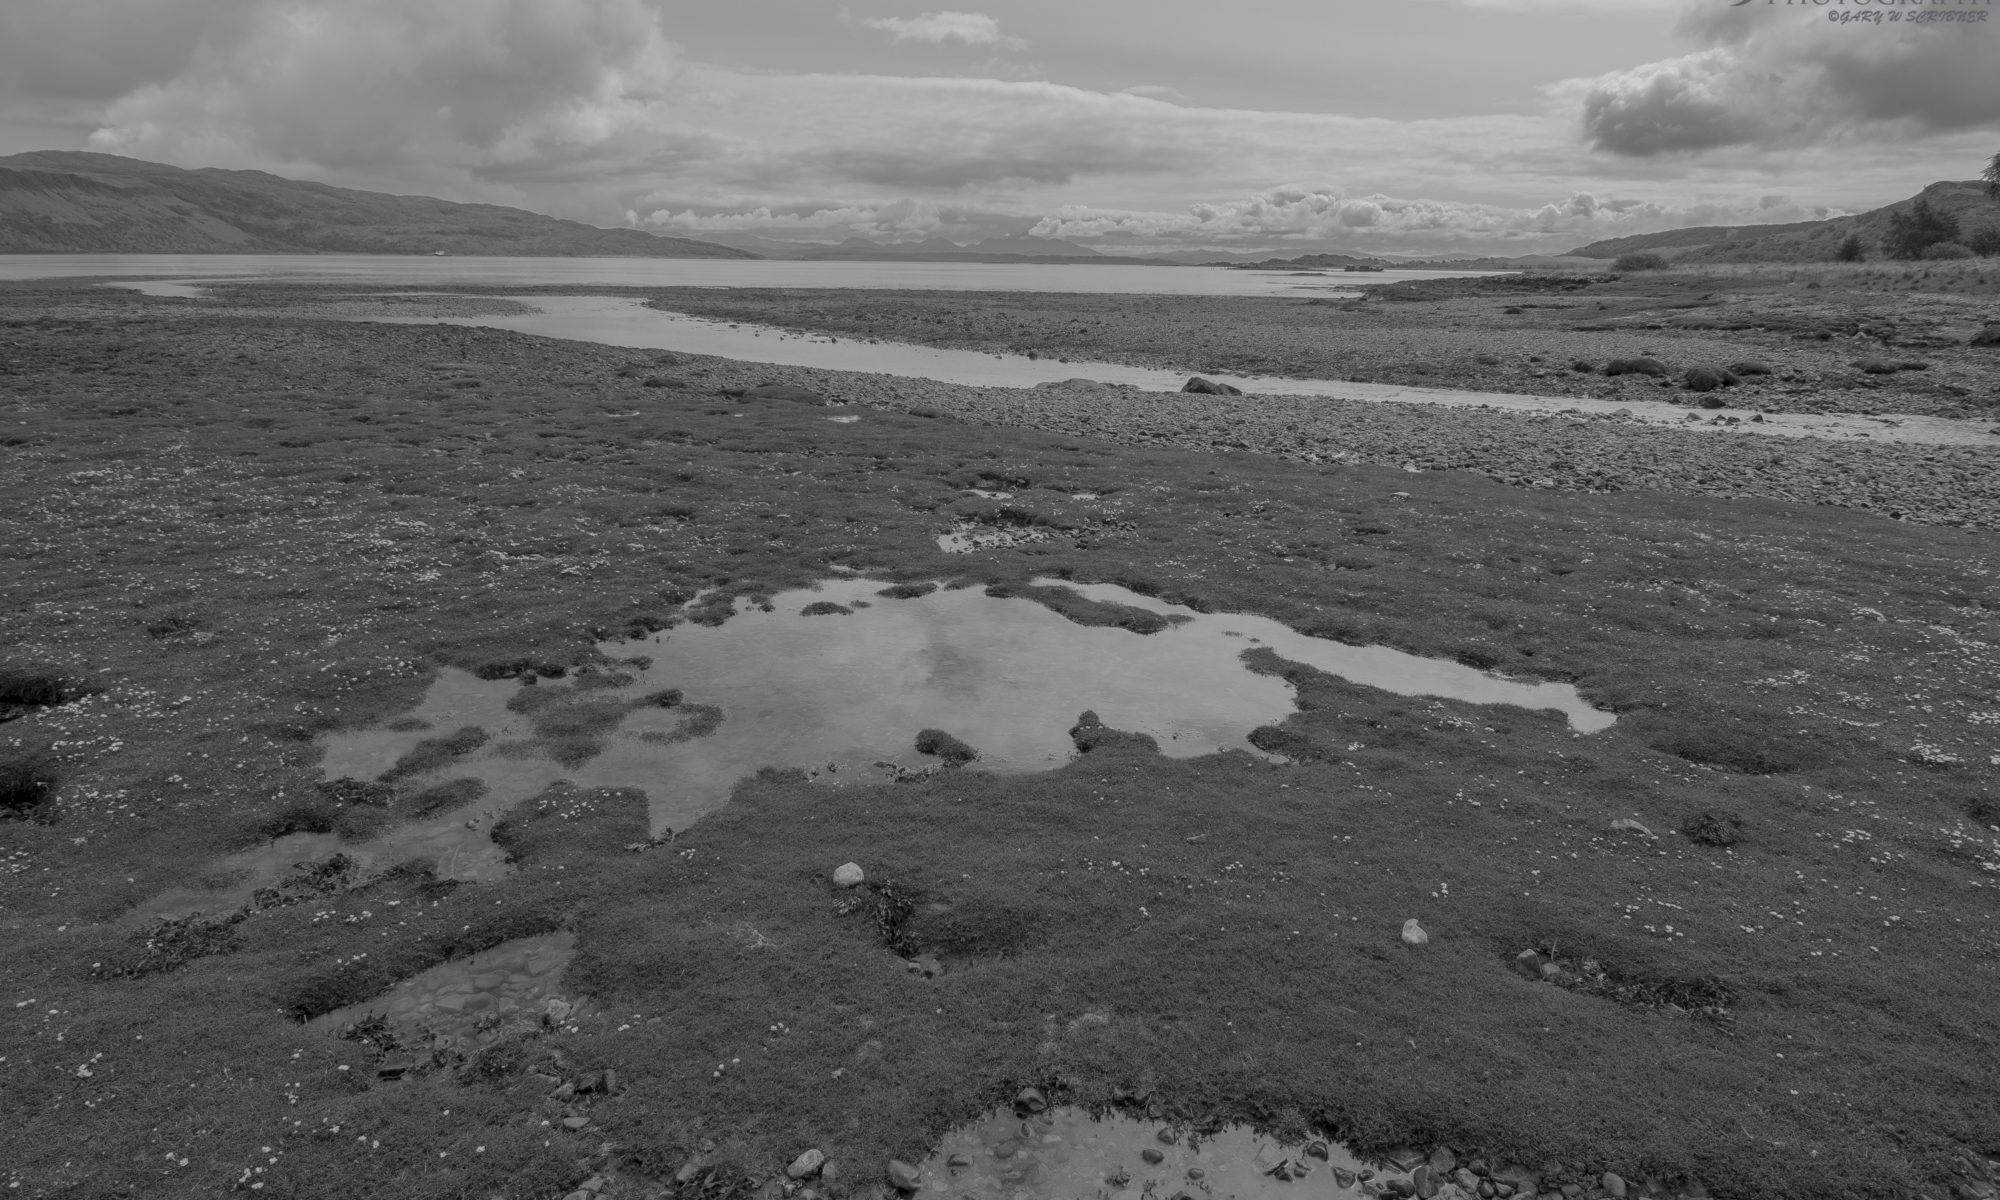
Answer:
xmin=2 ymin=273 xmax=1996 ymax=1200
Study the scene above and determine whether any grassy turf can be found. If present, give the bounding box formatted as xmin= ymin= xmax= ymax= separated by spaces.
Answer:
xmin=1 ymin=285 xmax=1996 ymax=1199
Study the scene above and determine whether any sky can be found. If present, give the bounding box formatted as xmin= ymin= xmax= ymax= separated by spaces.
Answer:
xmin=1 ymin=0 xmax=1995 ymax=256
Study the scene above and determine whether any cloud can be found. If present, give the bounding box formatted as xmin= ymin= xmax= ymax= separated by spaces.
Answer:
xmin=78 ymin=0 xmax=678 ymax=185
xmin=1568 ymin=3 xmax=2000 ymax=156
xmin=859 ymin=11 xmax=1026 ymax=51
xmin=1025 ymin=184 xmax=1846 ymax=253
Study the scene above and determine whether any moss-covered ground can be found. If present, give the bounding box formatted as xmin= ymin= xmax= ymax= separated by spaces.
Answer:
xmin=1 ymin=283 xmax=1997 ymax=1200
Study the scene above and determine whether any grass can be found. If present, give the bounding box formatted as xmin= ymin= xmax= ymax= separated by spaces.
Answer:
xmin=0 ymin=282 xmax=1997 ymax=1199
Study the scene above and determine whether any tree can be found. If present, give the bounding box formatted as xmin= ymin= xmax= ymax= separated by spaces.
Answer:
xmin=1985 ymin=150 xmax=2000 ymax=202
xmin=1836 ymin=233 xmax=1866 ymax=262
xmin=1968 ymin=227 xmax=2000 ymax=258
xmin=1885 ymin=197 xmax=1961 ymax=260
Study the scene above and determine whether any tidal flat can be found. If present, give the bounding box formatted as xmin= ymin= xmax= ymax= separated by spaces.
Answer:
xmin=1 ymin=274 xmax=1997 ymax=1200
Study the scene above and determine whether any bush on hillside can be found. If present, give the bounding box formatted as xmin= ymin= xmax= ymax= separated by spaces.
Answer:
xmin=1920 ymin=241 xmax=1974 ymax=260
xmin=1966 ymin=228 xmax=2000 ymax=258
xmin=1886 ymin=198 xmax=1961 ymax=259
xmin=1835 ymin=233 xmax=1866 ymax=262
xmin=1612 ymin=252 xmax=1669 ymax=272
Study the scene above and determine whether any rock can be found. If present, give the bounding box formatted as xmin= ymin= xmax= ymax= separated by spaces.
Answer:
xmin=1142 ymin=1148 xmax=1165 ymax=1165
xmin=1512 ymin=949 xmax=1548 ymax=979
xmin=1334 ymin=1168 xmax=1358 ymax=1188
xmin=741 ymin=383 xmax=833 ymax=405
xmin=1970 ymin=325 xmax=2000 ymax=348
xmin=1681 ymin=367 xmax=1737 ymax=394
xmin=789 ymin=1149 xmax=827 ymax=1179
xmin=375 ymin=1060 xmax=412 ymax=1080
xmin=1430 ymin=1149 xmax=1457 ymax=1175
xmin=1727 ymin=360 xmax=1772 ymax=376
xmin=1182 ymin=377 xmax=1244 ymax=396
xmin=1603 ymin=357 xmax=1667 ymax=378
xmin=1570 ymin=360 xmax=1595 ymax=373
xmin=833 ymin=862 xmax=865 ymax=888
xmin=1015 ymin=1086 xmax=1048 ymax=1114
xmin=1478 ymin=1183 xmax=1496 ymax=1199
xmin=1413 ymin=1164 xmax=1437 ymax=1199
xmin=1188 ymin=1167 xmax=1206 ymax=1180
xmin=1455 ymin=1169 xmax=1480 ymax=1191
xmin=1602 ymin=1173 xmax=1627 ymax=1197
xmin=821 ymin=1162 xmax=841 ymax=1185
xmin=887 ymin=1160 xmax=922 ymax=1192
xmin=1401 ymin=918 xmax=1429 ymax=946
xmin=1305 ymin=1141 xmax=1330 ymax=1161
xmin=947 ymin=1154 xmax=972 ymax=1174
xmin=1157 ymin=1128 xmax=1178 ymax=1145
xmin=1854 ymin=359 xmax=1899 ymax=375
xmin=1609 ymin=818 xmax=1654 ymax=838
xmin=580 ymin=1177 xmax=608 ymax=1194
xmin=1540 ymin=962 xmax=1563 ymax=979
xmin=564 ymin=1191 xmax=593 ymax=1200
xmin=561 ymin=1116 xmax=590 ymax=1131
xmin=675 ymin=1159 xmax=706 ymax=1184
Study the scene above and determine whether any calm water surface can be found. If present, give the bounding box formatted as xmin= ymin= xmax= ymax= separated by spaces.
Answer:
xmin=0 ymin=252 xmax=1484 ymax=296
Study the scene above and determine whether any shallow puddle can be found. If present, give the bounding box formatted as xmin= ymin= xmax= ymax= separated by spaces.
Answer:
xmin=306 ymin=931 xmax=577 ymax=1052
xmin=302 ymin=578 xmax=1610 ymax=865
xmin=914 ymin=1107 xmax=1416 ymax=1200
xmin=132 ymin=831 xmax=354 ymax=922
xmin=367 ymin=296 xmax=1996 ymax=447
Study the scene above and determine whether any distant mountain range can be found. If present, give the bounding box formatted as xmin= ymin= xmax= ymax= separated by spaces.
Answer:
xmin=694 ymin=230 xmax=1184 ymax=264
xmin=0 ymin=151 xmax=750 ymax=257
xmin=1565 ymin=180 xmax=1999 ymax=263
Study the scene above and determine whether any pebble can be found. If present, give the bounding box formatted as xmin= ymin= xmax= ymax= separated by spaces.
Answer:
xmin=1602 ymin=1172 xmax=1627 ymax=1197
xmin=788 ymin=1149 xmax=826 ymax=1179
xmin=1402 ymin=918 xmax=1430 ymax=946
xmin=1142 ymin=1148 xmax=1165 ymax=1164
xmin=833 ymin=862 xmax=865 ymax=888
xmin=1015 ymin=1086 xmax=1048 ymax=1114
xmin=887 ymin=1159 xmax=922 ymax=1192
xmin=561 ymin=1116 xmax=589 ymax=1131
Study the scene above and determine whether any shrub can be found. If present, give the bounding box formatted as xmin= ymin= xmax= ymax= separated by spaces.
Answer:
xmin=1681 ymin=810 xmax=1745 ymax=847
xmin=914 ymin=728 xmax=980 ymax=765
xmin=1968 ymin=228 xmax=2000 ymax=258
xmin=0 ymin=753 xmax=57 ymax=817
xmin=0 ymin=667 xmax=80 ymax=709
xmin=1835 ymin=233 xmax=1866 ymax=262
xmin=1921 ymin=241 xmax=1974 ymax=261
xmin=1886 ymin=197 xmax=1960 ymax=259
xmin=1613 ymin=252 xmax=1669 ymax=272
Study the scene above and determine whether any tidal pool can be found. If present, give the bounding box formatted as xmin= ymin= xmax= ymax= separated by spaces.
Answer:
xmin=913 ymin=1107 xmax=1419 ymax=1200
xmin=297 ymin=578 xmax=1611 ymax=884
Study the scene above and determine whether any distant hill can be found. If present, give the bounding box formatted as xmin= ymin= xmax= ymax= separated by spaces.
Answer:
xmin=0 ymin=151 xmax=751 ymax=257
xmin=1672 ymin=181 xmax=1998 ymax=264
xmin=1567 ymin=220 xmax=1830 ymax=259
xmin=1563 ymin=181 xmax=2000 ymax=265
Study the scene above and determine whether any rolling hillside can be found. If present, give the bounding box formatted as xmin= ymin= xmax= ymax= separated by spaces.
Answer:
xmin=1566 ymin=180 xmax=1999 ymax=264
xmin=0 ymin=151 xmax=751 ymax=257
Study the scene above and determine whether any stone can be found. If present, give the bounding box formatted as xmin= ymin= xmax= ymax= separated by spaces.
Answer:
xmin=1854 ymin=359 xmax=1899 ymax=375
xmin=1609 ymin=818 xmax=1654 ymax=838
xmin=1456 ymin=1170 xmax=1480 ymax=1191
xmin=887 ymin=1160 xmax=922 ymax=1192
xmin=1603 ymin=357 xmax=1667 ymax=378
xmin=1182 ymin=377 xmax=1244 ymax=396
xmin=1142 ymin=1148 xmax=1166 ymax=1165
xmin=1335 ymin=1168 xmax=1358 ymax=1188
xmin=1430 ymin=1149 xmax=1457 ymax=1175
xmin=1970 ymin=325 xmax=2000 ymax=348
xmin=821 ymin=1162 xmax=841 ymax=1185
xmin=1157 ymin=1128 xmax=1178 ymax=1145
xmin=789 ymin=1150 xmax=826 ymax=1179
xmin=1015 ymin=1086 xmax=1048 ymax=1114
xmin=1602 ymin=1173 xmax=1627 ymax=1198
xmin=375 ymin=1061 xmax=412 ymax=1080
xmin=675 ymin=1159 xmax=706 ymax=1184
xmin=947 ymin=1154 xmax=972 ymax=1174
xmin=1305 ymin=1141 xmax=1330 ymax=1161
xmin=1187 ymin=1167 xmax=1206 ymax=1180
xmin=1540 ymin=962 xmax=1563 ymax=979
xmin=1727 ymin=360 xmax=1772 ymax=376
xmin=1413 ymin=1164 xmax=1437 ymax=1199
xmin=561 ymin=1116 xmax=590 ymax=1131
xmin=1401 ymin=918 xmax=1429 ymax=946
xmin=1512 ymin=949 xmax=1547 ymax=979
xmin=833 ymin=862 xmax=865 ymax=888
xmin=1478 ymin=1183 xmax=1496 ymax=1199
xmin=581 ymin=1177 xmax=608 ymax=1194
xmin=564 ymin=1191 xmax=593 ymax=1200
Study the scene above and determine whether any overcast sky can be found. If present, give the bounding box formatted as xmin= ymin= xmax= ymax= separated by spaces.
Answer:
xmin=1 ymin=0 xmax=1994 ymax=255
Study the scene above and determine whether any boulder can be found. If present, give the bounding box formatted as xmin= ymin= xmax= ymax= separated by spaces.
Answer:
xmin=1970 ymin=325 xmax=2000 ymax=348
xmin=788 ymin=1150 xmax=826 ymax=1180
xmin=1181 ymin=376 xmax=1244 ymax=396
xmin=887 ymin=1160 xmax=922 ymax=1192
xmin=833 ymin=862 xmax=865 ymax=888
xmin=1512 ymin=949 xmax=1548 ymax=979
xmin=1681 ymin=367 xmax=1738 ymax=396
xmin=1014 ymin=1086 xmax=1048 ymax=1114
xmin=1401 ymin=918 xmax=1429 ymax=947
xmin=1726 ymin=360 xmax=1772 ymax=376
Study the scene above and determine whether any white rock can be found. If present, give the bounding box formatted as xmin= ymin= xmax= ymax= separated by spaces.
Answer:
xmin=1401 ymin=918 xmax=1429 ymax=946
xmin=788 ymin=1149 xmax=826 ymax=1179
xmin=1609 ymin=818 xmax=1655 ymax=837
xmin=833 ymin=862 xmax=865 ymax=888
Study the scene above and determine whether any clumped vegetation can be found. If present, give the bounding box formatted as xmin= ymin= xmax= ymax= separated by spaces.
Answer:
xmin=1680 ymin=809 xmax=1746 ymax=847
xmin=1612 ymin=252 xmax=1670 ymax=272
xmin=0 ymin=752 xmax=57 ymax=818
xmin=913 ymin=728 xmax=980 ymax=765
xmin=1886 ymin=198 xmax=1962 ymax=259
